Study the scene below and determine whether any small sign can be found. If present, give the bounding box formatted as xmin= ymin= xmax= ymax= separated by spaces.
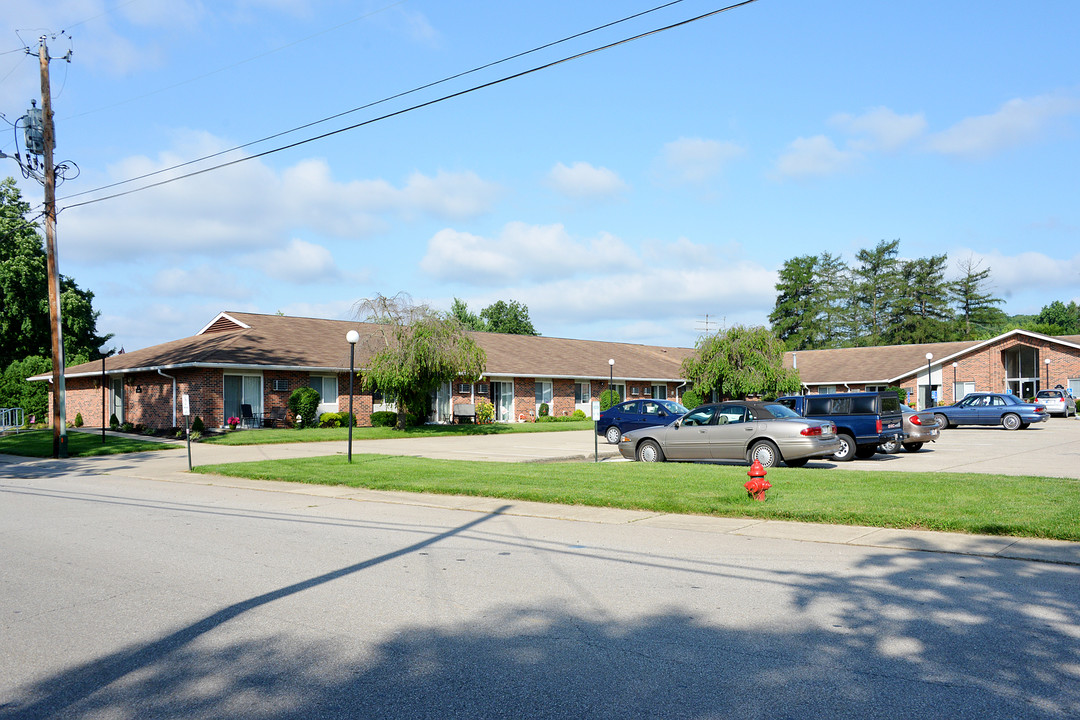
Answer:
xmin=182 ymin=394 xmax=190 ymax=416
xmin=591 ymin=400 xmax=601 ymax=421
xmin=931 ymin=390 xmax=938 ymax=401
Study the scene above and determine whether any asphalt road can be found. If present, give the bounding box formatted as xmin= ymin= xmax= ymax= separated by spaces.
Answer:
xmin=2 ymin=466 xmax=1079 ymax=719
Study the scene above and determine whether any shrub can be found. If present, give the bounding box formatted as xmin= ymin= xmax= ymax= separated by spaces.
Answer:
xmin=109 ymin=413 xmax=120 ymax=430
xmin=191 ymin=416 xmax=205 ymax=433
xmin=475 ymin=399 xmax=495 ymax=424
xmin=288 ymin=387 xmax=321 ymax=429
xmin=121 ymin=422 xmax=134 ymax=432
xmin=571 ymin=409 xmax=586 ymax=421
xmin=537 ymin=415 xmax=554 ymax=423
xmin=538 ymin=402 xmax=549 ymax=417
xmin=599 ymin=389 xmax=620 ymax=412
xmin=681 ymin=388 xmax=704 ymax=410
xmin=74 ymin=413 xmax=84 ymax=427
xmin=319 ymin=412 xmax=342 ymax=428
xmin=370 ymin=411 xmax=397 ymax=427
xmin=189 ymin=430 xmax=202 ymax=442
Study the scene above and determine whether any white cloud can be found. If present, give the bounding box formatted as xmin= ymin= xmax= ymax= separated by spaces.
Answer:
xmin=659 ymin=138 xmax=745 ymax=183
xmin=150 ymin=265 xmax=253 ymax=298
xmin=927 ymin=93 xmax=1080 ymax=158
xmin=247 ymin=238 xmax=342 ymax=284
xmin=830 ymin=107 xmax=927 ymax=152
xmin=774 ymin=135 xmax=861 ymax=178
xmin=421 ymin=222 xmax=636 ymax=283
xmin=950 ymin=248 xmax=1080 ymax=298
xmin=59 ymin=132 xmax=501 ymax=262
xmin=546 ymin=161 xmax=627 ymax=199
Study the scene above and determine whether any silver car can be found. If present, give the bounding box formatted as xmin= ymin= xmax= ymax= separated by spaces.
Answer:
xmin=880 ymin=406 xmax=939 ymax=453
xmin=1034 ymin=389 xmax=1077 ymax=417
xmin=617 ymin=400 xmax=840 ymax=468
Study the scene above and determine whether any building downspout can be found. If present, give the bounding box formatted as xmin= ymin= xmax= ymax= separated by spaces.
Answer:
xmin=157 ymin=369 xmax=177 ymax=428
xmin=675 ymin=381 xmax=686 ymax=403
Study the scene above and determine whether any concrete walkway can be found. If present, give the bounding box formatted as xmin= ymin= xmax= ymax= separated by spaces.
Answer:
xmin=2 ymin=426 xmax=1078 ymax=567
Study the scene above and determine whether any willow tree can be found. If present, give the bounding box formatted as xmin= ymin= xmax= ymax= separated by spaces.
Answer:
xmin=681 ymin=325 xmax=801 ymax=400
xmin=356 ymin=293 xmax=486 ymax=429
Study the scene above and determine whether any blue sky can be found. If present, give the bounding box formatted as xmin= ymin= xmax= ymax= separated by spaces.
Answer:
xmin=3 ymin=0 xmax=1078 ymax=353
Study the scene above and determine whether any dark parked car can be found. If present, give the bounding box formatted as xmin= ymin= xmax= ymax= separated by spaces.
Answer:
xmin=932 ymin=392 xmax=1048 ymax=430
xmin=597 ymin=399 xmax=688 ymax=444
xmin=879 ymin=406 xmax=939 ymax=453
xmin=776 ymin=391 xmax=903 ymax=461
xmin=617 ymin=400 xmax=840 ymax=468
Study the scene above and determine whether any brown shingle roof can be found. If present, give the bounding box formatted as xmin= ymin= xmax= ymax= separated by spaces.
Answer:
xmin=52 ymin=311 xmax=694 ymax=382
xmin=783 ymin=340 xmax=981 ymax=385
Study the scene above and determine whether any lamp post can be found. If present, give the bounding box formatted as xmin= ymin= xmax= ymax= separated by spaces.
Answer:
xmin=346 ymin=330 xmax=360 ymax=463
xmin=952 ymin=361 xmax=958 ymax=403
xmin=925 ymin=352 xmax=934 ymax=409
xmin=1045 ymin=357 xmax=1051 ymax=390
xmin=609 ymin=358 xmax=615 ymax=404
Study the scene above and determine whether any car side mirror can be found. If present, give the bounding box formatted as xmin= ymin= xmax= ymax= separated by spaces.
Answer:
xmin=673 ymin=419 xmax=682 ymax=429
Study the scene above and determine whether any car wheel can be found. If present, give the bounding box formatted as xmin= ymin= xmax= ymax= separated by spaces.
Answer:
xmin=832 ymin=433 xmax=856 ymax=462
xmin=637 ymin=439 xmax=665 ymax=463
xmin=902 ymin=442 xmax=923 ymax=452
xmin=855 ymin=445 xmax=877 ymax=459
xmin=934 ymin=413 xmax=949 ymax=429
xmin=785 ymin=457 xmax=809 ymax=468
xmin=747 ymin=439 xmax=779 ymax=468
xmin=605 ymin=425 xmax=622 ymax=444
xmin=879 ymin=438 xmax=900 ymax=454
xmin=1001 ymin=413 xmax=1022 ymax=431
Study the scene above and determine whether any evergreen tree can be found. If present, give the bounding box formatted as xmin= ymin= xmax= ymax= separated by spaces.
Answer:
xmin=815 ymin=251 xmax=855 ymax=347
xmin=949 ymin=256 xmax=1006 ymax=338
xmin=769 ymin=254 xmax=820 ymax=350
xmin=886 ymin=254 xmax=953 ymax=344
xmin=850 ymin=239 xmax=901 ymax=346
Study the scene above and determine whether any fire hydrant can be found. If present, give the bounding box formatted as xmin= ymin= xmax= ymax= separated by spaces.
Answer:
xmin=744 ymin=459 xmax=771 ymax=501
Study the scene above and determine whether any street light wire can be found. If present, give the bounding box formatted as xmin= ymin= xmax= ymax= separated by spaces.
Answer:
xmin=60 ymin=0 xmax=760 ymax=211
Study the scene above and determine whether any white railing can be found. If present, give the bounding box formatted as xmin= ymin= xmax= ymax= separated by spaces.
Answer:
xmin=1 ymin=407 xmax=26 ymax=432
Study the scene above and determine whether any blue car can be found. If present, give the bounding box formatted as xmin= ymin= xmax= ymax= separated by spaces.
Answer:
xmin=598 ymin=399 xmax=688 ymax=444
xmin=932 ymin=392 xmax=1048 ymax=431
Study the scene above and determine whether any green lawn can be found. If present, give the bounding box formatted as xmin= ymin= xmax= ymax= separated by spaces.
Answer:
xmin=0 ymin=430 xmax=181 ymax=457
xmin=202 ymin=420 xmax=596 ymax=445
xmin=194 ymin=454 xmax=1080 ymax=541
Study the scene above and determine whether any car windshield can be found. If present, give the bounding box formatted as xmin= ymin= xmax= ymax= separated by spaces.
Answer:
xmin=762 ymin=403 xmax=801 ymax=418
xmin=660 ymin=400 xmax=688 ymax=415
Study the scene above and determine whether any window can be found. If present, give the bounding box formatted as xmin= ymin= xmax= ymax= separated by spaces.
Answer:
xmin=642 ymin=402 xmax=661 ymax=415
xmin=535 ymin=380 xmax=553 ymax=411
xmin=806 ymin=397 xmax=831 ymax=415
xmin=309 ymin=376 xmax=338 ymax=406
xmin=225 ymin=374 xmax=262 ymax=426
xmin=575 ymin=382 xmax=590 ymax=403
xmin=631 ymin=387 xmax=639 ymax=396
xmin=652 ymin=385 xmax=667 ymax=400
xmin=476 ymin=383 xmax=490 ymax=395
xmin=865 ymin=385 xmax=888 ymax=392
xmin=682 ymin=406 xmax=716 ymax=426
xmin=851 ymin=396 xmax=876 ymax=414
xmin=717 ymin=406 xmax=747 ymax=424
xmin=954 ymin=381 xmax=974 ymax=402
xmin=458 ymin=383 xmax=473 ymax=394
xmin=817 ymin=385 xmax=836 ymax=394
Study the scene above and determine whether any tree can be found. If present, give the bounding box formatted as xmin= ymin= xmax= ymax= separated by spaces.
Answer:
xmin=885 ymin=254 xmax=953 ymax=344
xmin=1029 ymin=300 xmax=1080 ymax=335
xmin=0 ymin=356 xmax=51 ymax=422
xmin=0 ymin=178 xmax=112 ymax=367
xmin=357 ymin=293 xmax=486 ymax=429
xmin=450 ymin=297 xmax=484 ymax=331
xmin=949 ymin=256 xmax=1006 ymax=339
xmin=479 ymin=299 xmax=539 ymax=335
xmin=815 ymin=252 xmax=855 ymax=347
xmin=681 ymin=325 xmax=801 ymax=400
xmin=769 ymin=254 xmax=821 ymax=350
xmin=850 ymin=239 xmax=901 ymax=346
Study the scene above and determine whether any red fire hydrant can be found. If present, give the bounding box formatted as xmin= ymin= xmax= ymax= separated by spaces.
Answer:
xmin=744 ymin=459 xmax=771 ymax=501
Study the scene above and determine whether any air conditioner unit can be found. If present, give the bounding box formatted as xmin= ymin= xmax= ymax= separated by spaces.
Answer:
xmin=272 ymin=380 xmax=289 ymax=392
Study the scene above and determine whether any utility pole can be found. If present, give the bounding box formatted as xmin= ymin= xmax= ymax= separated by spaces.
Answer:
xmin=38 ymin=37 xmax=68 ymax=458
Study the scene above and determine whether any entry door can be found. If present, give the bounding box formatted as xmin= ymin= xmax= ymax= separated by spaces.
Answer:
xmin=535 ymin=380 xmax=552 ymax=416
xmin=432 ymin=382 xmax=451 ymax=423
xmin=494 ymin=381 xmax=514 ymax=422
xmin=110 ymin=378 xmax=124 ymax=424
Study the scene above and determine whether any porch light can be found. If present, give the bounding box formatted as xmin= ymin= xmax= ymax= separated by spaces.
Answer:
xmin=1045 ymin=357 xmax=1051 ymax=387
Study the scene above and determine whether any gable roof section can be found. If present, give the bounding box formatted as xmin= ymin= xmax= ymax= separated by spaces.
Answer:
xmin=785 ymin=329 xmax=1080 ymax=385
xmin=47 ymin=311 xmax=694 ymax=382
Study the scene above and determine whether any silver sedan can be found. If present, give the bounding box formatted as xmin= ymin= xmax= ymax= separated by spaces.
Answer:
xmin=880 ymin=407 xmax=940 ymax=453
xmin=617 ymin=400 xmax=840 ymax=468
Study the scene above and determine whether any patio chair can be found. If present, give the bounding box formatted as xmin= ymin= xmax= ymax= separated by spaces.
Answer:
xmin=240 ymin=404 xmax=261 ymax=428
xmin=263 ymin=408 xmax=287 ymax=428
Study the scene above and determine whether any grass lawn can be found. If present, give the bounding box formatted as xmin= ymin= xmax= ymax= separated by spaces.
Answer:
xmin=194 ymin=454 xmax=1080 ymax=541
xmin=202 ymin=420 xmax=596 ymax=445
xmin=0 ymin=430 xmax=181 ymax=457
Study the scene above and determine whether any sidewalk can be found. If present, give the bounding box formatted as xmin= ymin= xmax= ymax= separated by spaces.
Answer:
xmin=3 ymin=431 xmax=1078 ymax=567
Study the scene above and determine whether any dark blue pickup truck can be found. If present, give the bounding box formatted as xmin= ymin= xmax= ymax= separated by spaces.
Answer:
xmin=776 ymin=392 xmax=904 ymax=461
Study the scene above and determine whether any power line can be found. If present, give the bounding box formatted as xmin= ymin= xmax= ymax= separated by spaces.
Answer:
xmin=58 ymin=0 xmax=697 ymax=204
xmin=59 ymin=0 xmax=761 ymax=211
